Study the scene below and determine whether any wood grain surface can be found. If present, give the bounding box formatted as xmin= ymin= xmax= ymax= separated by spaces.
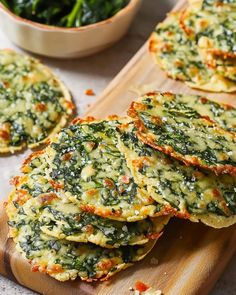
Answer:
xmin=0 ymin=0 xmax=236 ymax=294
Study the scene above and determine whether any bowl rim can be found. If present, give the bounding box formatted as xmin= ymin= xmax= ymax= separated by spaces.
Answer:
xmin=0 ymin=0 xmax=140 ymax=32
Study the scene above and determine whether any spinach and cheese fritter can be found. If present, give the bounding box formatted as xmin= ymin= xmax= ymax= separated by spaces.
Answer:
xmin=150 ymin=13 xmax=206 ymax=82
xmin=5 ymin=191 xmax=168 ymax=248
xmin=149 ymin=12 xmax=236 ymax=92
xmin=128 ymin=92 xmax=236 ymax=176
xmin=42 ymin=118 xmax=166 ymax=222
xmin=7 ymin=216 xmax=156 ymax=282
xmin=117 ymin=122 xmax=236 ymax=228
xmin=11 ymin=118 xmax=167 ymax=222
xmin=0 ymin=49 xmax=74 ymax=153
xmin=180 ymin=6 xmax=236 ymax=60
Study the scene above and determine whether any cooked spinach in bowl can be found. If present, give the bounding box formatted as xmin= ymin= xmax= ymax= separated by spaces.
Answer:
xmin=1 ymin=0 xmax=129 ymax=28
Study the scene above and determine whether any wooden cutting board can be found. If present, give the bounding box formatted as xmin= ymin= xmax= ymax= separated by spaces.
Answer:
xmin=0 ymin=0 xmax=236 ymax=294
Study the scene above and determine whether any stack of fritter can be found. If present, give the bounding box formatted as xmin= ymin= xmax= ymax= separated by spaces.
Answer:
xmin=4 ymin=117 xmax=170 ymax=282
xmin=150 ymin=0 xmax=236 ymax=92
xmin=5 ymin=92 xmax=236 ymax=282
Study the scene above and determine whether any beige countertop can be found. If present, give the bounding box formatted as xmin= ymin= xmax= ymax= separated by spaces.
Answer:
xmin=0 ymin=0 xmax=235 ymax=294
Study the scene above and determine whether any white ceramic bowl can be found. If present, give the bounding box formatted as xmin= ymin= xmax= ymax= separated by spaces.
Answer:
xmin=0 ymin=0 xmax=141 ymax=58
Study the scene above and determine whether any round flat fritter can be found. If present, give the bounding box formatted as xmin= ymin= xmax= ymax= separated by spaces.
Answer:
xmin=149 ymin=13 xmax=236 ymax=92
xmin=5 ymin=191 xmax=168 ymax=248
xmin=128 ymin=92 xmax=236 ymax=175
xmin=43 ymin=118 xmax=169 ymax=221
xmin=9 ymin=118 xmax=168 ymax=222
xmin=117 ymin=121 xmax=236 ymax=228
xmin=0 ymin=49 xmax=74 ymax=153
xmin=7 ymin=216 xmax=156 ymax=282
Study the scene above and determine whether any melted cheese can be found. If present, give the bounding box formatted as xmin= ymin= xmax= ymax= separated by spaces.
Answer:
xmin=0 ymin=49 xmax=73 ymax=152
xmin=130 ymin=92 xmax=236 ymax=175
xmin=118 ymin=121 xmax=236 ymax=228
xmin=181 ymin=5 xmax=236 ymax=60
xmin=150 ymin=10 xmax=236 ymax=92
xmin=8 ymin=193 xmax=167 ymax=248
xmin=81 ymin=165 xmax=96 ymax=181
xmin=8 ymin=212 xmax=156 ymax=282
xmin=9 ymin=119 xmax=165 ymax=222
xmin=157 ymin=93 xmax=236 ymax=132
xmin=43 ymin=120 xmax=163 ymax=222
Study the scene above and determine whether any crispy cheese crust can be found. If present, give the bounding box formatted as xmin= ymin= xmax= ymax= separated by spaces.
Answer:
xmin=9 ymin=118 xmax=170 ymax=222
xmin=117 ymin=121 xmax=236 ymax=228
xmin=5 ymin=191 xmax=168 ymax=249
xmin=44 ymin=118 xmax=171 ymax=221
xmin=7 ymin=212 xmax=157 ymax=282
xmin=0 ymin=49 xmax=74 ymax=153
xmin=128 ymin=92 xmax=236 ymax=176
